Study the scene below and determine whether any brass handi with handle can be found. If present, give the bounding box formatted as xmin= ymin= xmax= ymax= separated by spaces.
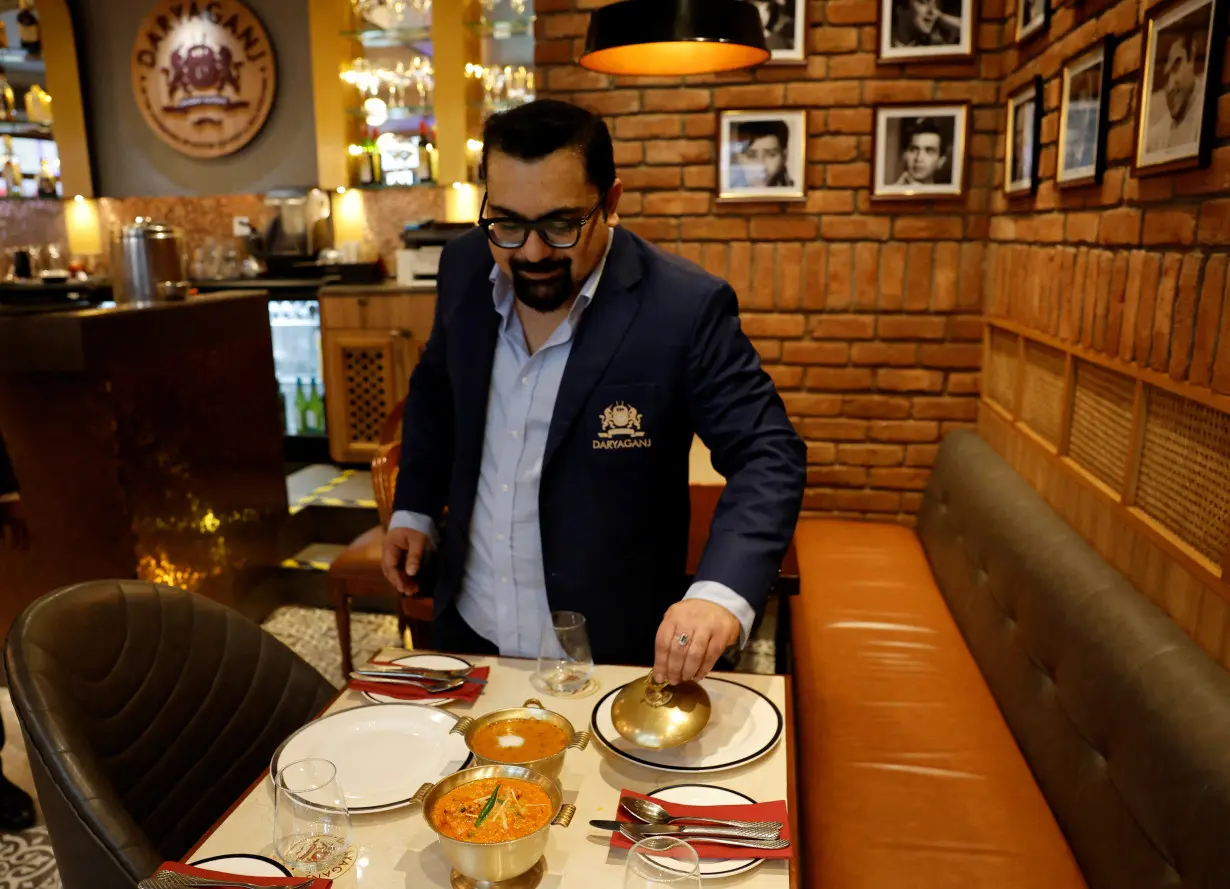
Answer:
xmin=611 ymin=672 xmax=711 ymax=750
xmin=450 ymin=699 xmax=589 ymax=779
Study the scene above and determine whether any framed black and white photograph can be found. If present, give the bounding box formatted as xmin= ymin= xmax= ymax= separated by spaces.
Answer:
xmin=718 ymin=109 xmax=807 ymax=202
xmin=1134 ymin=0 xmax=1226 ymax=175
xmin=1005 ymin=78 xmax=1042 ymax=195
xmin=1017 ymin=0 xmax=1050 ymax=43
xmin=1058 ymin=39 xmax=1114 ymax=187
xmin=878 ymin=0 xmax=974 ymax=62
xmin=743 ymin=0 xmax=807 ymax=63
xmin=871 ymin=103 xmax=970 ymax=199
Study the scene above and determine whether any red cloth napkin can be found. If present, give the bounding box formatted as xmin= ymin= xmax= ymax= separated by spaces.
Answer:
xmin=158 ymin=861 xmax=331 ymax=887
xmin=347 ymin=666 xmax=489 ymax=703
xmin=608 ymin=789 xmax=793 ymax=860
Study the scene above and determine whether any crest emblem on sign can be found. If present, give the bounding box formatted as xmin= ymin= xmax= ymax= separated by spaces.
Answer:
xmin=131 ymin=0 xmax=277 ymax=159
xmin=598 ymin=402 xmax=645 ymax=439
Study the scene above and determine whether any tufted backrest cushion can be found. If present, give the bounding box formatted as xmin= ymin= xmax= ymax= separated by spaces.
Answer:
xmin=916 ymin=430 xmax=1230 ymax=889
xmin=5 ymin=581 xmax=335 ymax=889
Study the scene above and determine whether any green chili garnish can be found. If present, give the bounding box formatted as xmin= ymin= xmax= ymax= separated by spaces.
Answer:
xmin=474 ymin=784 xmax=501 ymax=828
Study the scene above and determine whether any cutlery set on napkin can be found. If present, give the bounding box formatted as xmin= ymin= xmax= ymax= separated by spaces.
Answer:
xmin=591 ymin=790 xmax=793 ymax=857
xmin=346 ymin=661 xmax=489 ymax=703
xmin=143 ymin=863 xmax=330 ymax=889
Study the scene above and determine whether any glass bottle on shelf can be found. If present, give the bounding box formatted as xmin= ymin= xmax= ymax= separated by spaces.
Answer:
xmin=0 ymin=67 xmax=16 ymax=122
xmin=305 ymin=379 xmax=326 ymax=435
xmin=3 ymin=136 xmax=23 ymax=194
xmin=294 ymin=378 xmax=308 ymax=434
xmin=0 ymin=20 xmax=9 ymax=51
xmin=36 ymin=158 xmax=56 ymax=198
xmin=17 ymin=0 xmax=41 ymax=57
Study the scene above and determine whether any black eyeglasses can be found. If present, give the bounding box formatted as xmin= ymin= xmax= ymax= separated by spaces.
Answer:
xmin=478 ymin=194 xmax=606 ymax=250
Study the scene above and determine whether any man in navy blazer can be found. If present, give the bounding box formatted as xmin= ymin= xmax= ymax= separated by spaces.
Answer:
xmin=384 ymin=100 xmax=805 ymax=683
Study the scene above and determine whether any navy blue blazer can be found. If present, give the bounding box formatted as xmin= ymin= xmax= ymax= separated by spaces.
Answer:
xmin=394 ymin=226 xmax=806 ymax=664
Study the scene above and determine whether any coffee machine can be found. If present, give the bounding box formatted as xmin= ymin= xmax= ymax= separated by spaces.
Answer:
xmin=250 ymin=188 xmax=334 ymax=276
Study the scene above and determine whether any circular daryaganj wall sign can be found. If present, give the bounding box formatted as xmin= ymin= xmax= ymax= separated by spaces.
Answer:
xmin=131 ymin=0 xmax=278 ymax=159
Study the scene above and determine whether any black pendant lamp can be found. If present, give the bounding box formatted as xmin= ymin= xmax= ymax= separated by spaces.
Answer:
xmin=579 ymin=0 xmax=770 ymax=77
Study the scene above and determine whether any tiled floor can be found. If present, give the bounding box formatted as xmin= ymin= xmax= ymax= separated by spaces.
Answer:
xmin=0 ymin=604 xmax=775 ymax=889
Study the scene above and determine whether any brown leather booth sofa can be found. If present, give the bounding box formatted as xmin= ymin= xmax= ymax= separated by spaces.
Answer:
xmin=791 ymin=430 xmax=1230 ymax=889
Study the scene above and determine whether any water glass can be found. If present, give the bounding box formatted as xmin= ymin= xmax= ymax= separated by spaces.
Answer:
xmin=274 ymin=758 xmax=352 ymax=875
xmin=623 ymin=837 xmax=702 ymax=889
xmin=535 ymin=611 xmax=594 ymax=694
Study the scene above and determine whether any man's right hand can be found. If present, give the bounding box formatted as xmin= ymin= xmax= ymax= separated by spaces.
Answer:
xmin=382 ymin=526 xmax=430 ymax=594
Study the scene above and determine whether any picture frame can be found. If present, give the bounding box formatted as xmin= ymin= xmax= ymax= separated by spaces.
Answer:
xmin=1058 ymin=37 xmax=1114 ymax=187
xmin=1016 ymin=0 xmax=1050 ymax=43
xmin=870 ymin=102 xmax=970 ymax=200
xmin=1005 ymin=77 xmax=1043 ymax=195
xmin=877 ymin=0 xmax=975 ymax=62
xmin=744 ymin=0 xmax=807 ymax=63
xmin=717 ymin=109 xmax=808 ymax=203
xmin=1132 ymin=0 xmax=1226 ymax=176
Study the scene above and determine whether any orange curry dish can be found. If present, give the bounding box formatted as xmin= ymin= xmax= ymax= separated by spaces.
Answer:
xmin=470 ymin=718 xmax=569 ymax=764
xmin=432 ymin=778 xmax=554 ymax=843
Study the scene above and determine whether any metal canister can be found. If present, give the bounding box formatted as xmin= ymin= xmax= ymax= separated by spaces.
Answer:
xmin=114 ymin=218 xmax=188 ymax=303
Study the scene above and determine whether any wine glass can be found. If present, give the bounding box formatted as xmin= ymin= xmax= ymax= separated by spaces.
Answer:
xmin=274 ymin=758 xmax=352 ymax=875
xmin=534 ymin=611 xmax=594 ymax=695
xmin=624 ymin=837 xmax=702 ymax=889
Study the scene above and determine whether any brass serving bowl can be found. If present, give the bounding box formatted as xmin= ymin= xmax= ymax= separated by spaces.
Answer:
xmin=450 ymin=698 xmax=590 ymax=779
xmin=412 ymin=765 xmax=577 ymax=883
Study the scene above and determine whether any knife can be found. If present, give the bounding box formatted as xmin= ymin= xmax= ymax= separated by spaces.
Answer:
xmin=354 ymin=667 xmax=488 ymax=686
xmin=589 ymin=821 xmax=780 ymax=841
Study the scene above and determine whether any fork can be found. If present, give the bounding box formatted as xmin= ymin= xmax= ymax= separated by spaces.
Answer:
xmin=141 ymin=870 xmax=315 ymax=889
xmin=619 ymin=825 xmax=790 ymax=851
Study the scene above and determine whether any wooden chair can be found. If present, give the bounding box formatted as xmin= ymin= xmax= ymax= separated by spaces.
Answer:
xmin=329 ymin=400 xmax=434 ymax=676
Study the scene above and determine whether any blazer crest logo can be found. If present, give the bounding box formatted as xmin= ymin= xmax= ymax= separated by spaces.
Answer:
xmin=594 ymin=402 xmax=651 ymax=450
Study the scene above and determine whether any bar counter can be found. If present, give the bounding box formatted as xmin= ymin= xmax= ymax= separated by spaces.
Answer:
xmin=0 ymin=291 xmax=288 ymax=639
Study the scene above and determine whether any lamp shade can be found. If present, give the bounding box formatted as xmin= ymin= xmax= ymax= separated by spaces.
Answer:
xmin=580 ymin=0 xmax=770 ymax=77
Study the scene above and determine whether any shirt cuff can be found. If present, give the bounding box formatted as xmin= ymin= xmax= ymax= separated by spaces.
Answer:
xmin=0 ymin=492 xmax=19 ymax=504
xmin=684 ymin=581 xmax=754 ymax=649
xmin=389 ymin=510 xmax=439 ymax=548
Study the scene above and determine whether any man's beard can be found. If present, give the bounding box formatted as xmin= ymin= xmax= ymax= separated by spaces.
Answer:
xmin=510 ymin=258 xmax=573 ymax=313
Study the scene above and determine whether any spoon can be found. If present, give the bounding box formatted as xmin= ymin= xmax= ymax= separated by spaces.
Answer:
xmin=622 ymin=797 xmax=783 ymax=835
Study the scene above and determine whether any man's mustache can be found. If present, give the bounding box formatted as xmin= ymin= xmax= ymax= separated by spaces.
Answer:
xmin=511 ymin=259 xmax=570 ymax=276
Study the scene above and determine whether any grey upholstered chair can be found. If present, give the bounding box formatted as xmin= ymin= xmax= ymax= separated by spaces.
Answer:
xmin=4 ymin=580 xmax=335 ymax=889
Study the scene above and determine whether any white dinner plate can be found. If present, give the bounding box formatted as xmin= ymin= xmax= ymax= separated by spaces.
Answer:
xmin=591 ymin=677 xmax=783 ymax=773
xmin=271 ymin=703 xmax=471 ymax=812
xmin=360 ymin=654 xmax=474 ymax=706
xmin=188 ymin=854 xmax=291 ymax=877
xmin=645 ymin=785 xmax=766 ymax=880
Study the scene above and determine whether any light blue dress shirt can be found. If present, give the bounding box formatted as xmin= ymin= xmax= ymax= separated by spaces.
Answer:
xmin=391 ymin=232 xmax=754 ymax=658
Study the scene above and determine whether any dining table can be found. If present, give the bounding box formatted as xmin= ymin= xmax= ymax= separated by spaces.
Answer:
xmin=185 ymin=653 xmax=798 ymax=889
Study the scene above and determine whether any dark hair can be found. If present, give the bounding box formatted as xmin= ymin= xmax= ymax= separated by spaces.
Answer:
xmin=1167 ymin=28 xmax=1203 ymax=63
xmin=904 ymin=117 xmax=947 ymax=152
xmin=481 ymin=99 xmax=616 ymax=196
xmin=734 ymin=120 xmax=790 ymax=152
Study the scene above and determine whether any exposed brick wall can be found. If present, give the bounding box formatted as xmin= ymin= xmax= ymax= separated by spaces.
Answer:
xmin=536 ymin=0 xmax=1000 ymax=524
xmin=537 ymin=0 xmax=1230 ymax=524
xmin=987 ymin=0 xmax=1230 ymax=392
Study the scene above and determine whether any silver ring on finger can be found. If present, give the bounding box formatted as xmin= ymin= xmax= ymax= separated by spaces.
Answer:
xmin=677 ymin=632 xmax=689 ymax=647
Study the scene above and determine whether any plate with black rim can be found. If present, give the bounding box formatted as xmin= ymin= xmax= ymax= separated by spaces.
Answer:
xmin=187 ymin=854 xmax=291 ymax=877
xmin=591 ymin=677 xmax=783 ymax=773
xmin=645 ymin=784 xmax=767 ymax=879
xmin=270 ymin=702 xmax=471 ymax=813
